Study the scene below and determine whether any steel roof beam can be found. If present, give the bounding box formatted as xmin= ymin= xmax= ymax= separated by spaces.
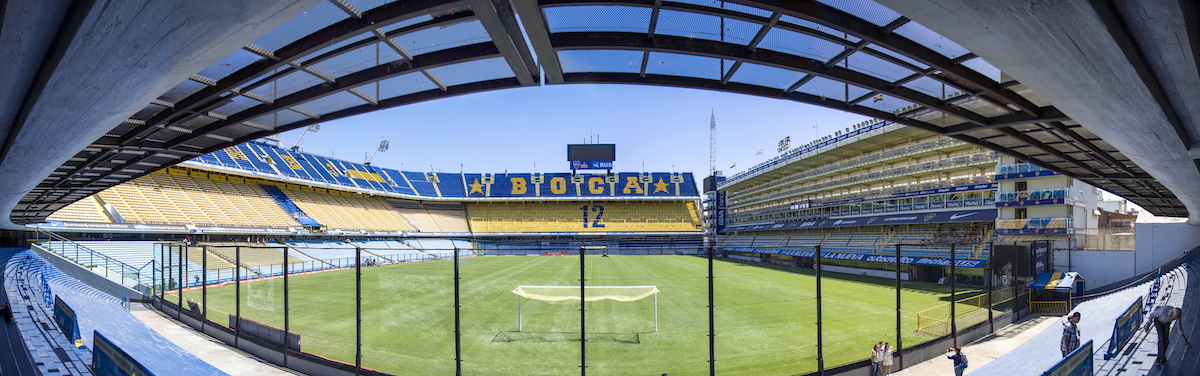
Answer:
xmin=513 ymin=0 xmax=565 ymax=83
xmin=562 ymin=72 xmax=962 ymax=136
xmin=941 ymin=106 xmax=1071 ymax=135
xmin=113 ymin=0 xmax=469 ymax=147
xmin=237 ymin=12 xmax=476 ymax=97
xmin=160 ymin=42 xmax=502 ymax=150
xmin=52 ymin=43 xmax=503 ymax=195
xmin=542 ymin=0 xmax=1036 ymax=117
xmin=551 ymin=32 xmax=992 ymax=126
xmin=468 ymin=0 xmax=538 ymax=86
xmin=742 ymin=0 xmax=1042 ymax=115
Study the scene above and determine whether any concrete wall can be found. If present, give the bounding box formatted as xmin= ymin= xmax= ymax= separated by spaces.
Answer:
xmin=1053 ymin=222 xmax=1199 ymax=290
xmin=1133 ymin=222 xmax=1200 ymax=272
xmin=1052 ymin=250 xmax=1134 ymax=289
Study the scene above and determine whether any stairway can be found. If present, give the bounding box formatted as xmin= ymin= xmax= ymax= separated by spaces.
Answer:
xmin=259 ymin=185 xmax=322 ymax=226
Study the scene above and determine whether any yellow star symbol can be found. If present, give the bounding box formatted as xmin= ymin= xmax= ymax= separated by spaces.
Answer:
xmin=468 ymin=178 xmax=484 ymax=194
xmin=653 ymin=178 xmax=669 ymax=193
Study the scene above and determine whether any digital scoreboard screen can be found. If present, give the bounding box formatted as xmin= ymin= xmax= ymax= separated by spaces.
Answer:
xmin=567 ymin=144 xmax=615 ymax=161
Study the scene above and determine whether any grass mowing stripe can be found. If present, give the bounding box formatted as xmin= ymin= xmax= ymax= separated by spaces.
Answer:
xmin=172 ymin=255 xmax=969 ymax=375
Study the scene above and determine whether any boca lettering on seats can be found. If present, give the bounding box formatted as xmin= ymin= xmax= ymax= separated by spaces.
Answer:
xmin=623 ymin=176 xmax=644 ymax=194
xmin=511 ymin=177 xmax=527 ymax=195
xmin=588 ymin=177 xmax=605 ymax=194
xmin=549 ymin=177 xmax=567 ymax=194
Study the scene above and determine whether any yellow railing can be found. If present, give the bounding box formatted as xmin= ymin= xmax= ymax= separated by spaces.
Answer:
xmin=1029 ymin=300 xmax=1070 ymax=316
xmin=916 ymin=286 xmax=1019 ymax=336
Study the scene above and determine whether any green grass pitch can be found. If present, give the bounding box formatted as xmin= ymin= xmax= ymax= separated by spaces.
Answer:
xmin=176 ymin=255 xmax=977 ymax=375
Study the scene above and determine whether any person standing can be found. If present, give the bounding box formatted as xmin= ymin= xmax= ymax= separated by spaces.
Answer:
xmin=1142 ymin=305 xmax=1192 ymax=365
xmin=870 ymin=342 xmax=882 ymax=376
xmin=1061 ymin=312 xmax=1081 ymax=357
xmin=881 ymin=342 xmax=894 ymax=375
xmin=947 ymin=347 xmax=968 ymax=376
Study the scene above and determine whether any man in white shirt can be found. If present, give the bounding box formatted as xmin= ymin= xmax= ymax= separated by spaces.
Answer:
xmin=1142 ymin=305 xmax=1191 ymax=365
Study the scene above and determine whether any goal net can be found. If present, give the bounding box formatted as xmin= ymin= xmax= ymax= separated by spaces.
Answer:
xmin=506 ymin=286 xmax=660 ymax=339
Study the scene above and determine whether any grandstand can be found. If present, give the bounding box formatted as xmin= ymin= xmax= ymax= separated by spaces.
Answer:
xmin=466 ymin=200 xmax=701 ymax=233
xmin=94 ymin=171 xmax=300 ymax=228
xmin=283 ymin=188 xmax=415 ymax=232
xmin=41 ymin=139 xmax=701 ymax=237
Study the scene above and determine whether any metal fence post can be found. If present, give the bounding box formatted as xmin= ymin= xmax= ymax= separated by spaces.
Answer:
xmin=579 ymin=246 xmax=587 ymax=376
xmin=708 ymin=244 xmax=716 ymax=376
xmin=987 ymin=241 xmax=994 ymax=333
xmin=816 ymin=245 xmax=824 ymax=376
xmin=283 ymin=246 xmax=290 ymax=367
xmin=454 ymin=247 xmax=462 ymax=376
xmin=895 ymin=244 xmax=902 ymax=370
xmin=235 ymin=246 xmax=241 ymax=348
xmin=950 ymin=243 xmax=957 ymax=347
xmin=202 ymin=245 xmax=207 ymax=333
xmin=355 ymin=246 xmax=362 ymax=376
xmin=178 ymin=245 xmax=184 ymax=320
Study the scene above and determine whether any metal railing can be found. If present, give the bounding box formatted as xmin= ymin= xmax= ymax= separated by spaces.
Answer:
xmin=32 ymin=228 xmax=154 ymax=292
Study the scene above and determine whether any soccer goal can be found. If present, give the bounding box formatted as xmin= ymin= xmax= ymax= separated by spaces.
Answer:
xmin=510 ymin=285 xmax=660 ymax=333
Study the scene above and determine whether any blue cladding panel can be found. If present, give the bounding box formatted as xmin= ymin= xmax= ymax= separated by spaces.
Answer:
xmin=404 ymin=172 xmax=438 ymax=196
xmin=189 ymin=142 xmax=698 ymax=198
xmin=436 ymin=173 xmax=466 ymax=197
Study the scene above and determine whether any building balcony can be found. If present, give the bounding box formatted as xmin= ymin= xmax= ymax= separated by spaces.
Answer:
xmin=994 ymin=187 xmax=1073 ymax=207
xmin=994 ymin=163 xmax=1061 ymax=181
xmin=730 ymin=151 xmax=998 ymax=207
xmin=994 ymin=217 xmax=1072 ymax=235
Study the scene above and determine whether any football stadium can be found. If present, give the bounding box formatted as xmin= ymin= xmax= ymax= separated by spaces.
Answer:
xmin=2 ymin=1 xmax=1200 ymax=376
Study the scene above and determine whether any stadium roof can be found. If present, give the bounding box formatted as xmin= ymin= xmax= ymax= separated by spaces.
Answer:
xmin=1 ymin=0 xmax=1190 ymax=227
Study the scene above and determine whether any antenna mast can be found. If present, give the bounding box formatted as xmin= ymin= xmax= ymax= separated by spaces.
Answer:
xmin=709 ymin=110 xmax=717 ymax=175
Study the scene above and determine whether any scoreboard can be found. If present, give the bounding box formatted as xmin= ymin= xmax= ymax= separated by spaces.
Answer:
xmin=568 ymin=144 xmax=615 ymax=171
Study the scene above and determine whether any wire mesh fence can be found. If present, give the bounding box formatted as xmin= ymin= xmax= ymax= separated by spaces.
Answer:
xmin=145 ymin=242 xmax=1028 ymax=376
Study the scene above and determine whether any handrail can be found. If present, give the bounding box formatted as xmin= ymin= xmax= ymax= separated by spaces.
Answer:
xmin=34 ymin=228 xmax=150 ymax=289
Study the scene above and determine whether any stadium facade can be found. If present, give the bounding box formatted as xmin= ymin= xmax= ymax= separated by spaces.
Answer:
xmin=710 ymin=118 xmax=1127 ymax=285
xmin=42 ymin=140 xmax=703 ymax=239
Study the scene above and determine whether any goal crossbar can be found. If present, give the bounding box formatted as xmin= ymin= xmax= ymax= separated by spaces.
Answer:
xmin=511 ymin=286 xmax=660 ymax=333
xmin=511 ymin=286 xmax=659 ymax=302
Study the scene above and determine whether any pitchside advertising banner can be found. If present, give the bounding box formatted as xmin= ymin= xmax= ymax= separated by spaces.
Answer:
xmin=1104 ymin=297 xmax=1144 ymax=360
xmin=1043 ymin=340 xmax=1093 ymax=376
xmin=715 ymin=191 xmax=727 ymax=232
xmin=52 ymin=296 xmax=83 ymax=347
xmin=722 ymin=209 xmax=998 ymax=232
xmin=721 ymin=247 xmax=987 ymax=268
xmin=92 ymin=331 xmax=154 ymax=376
xmin=570 ymin=160 xmax=614 ymax=170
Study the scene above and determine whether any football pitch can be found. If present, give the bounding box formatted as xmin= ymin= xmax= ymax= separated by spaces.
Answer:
xmin=175 ymin=255 xmax=977 ymax=375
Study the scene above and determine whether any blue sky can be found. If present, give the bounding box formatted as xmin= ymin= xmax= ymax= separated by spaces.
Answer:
xmin=276 ymin=84 xmax=871 ymax=177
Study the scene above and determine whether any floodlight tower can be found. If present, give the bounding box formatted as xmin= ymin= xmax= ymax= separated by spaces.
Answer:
xmin=365 ymin=139 xmax=389 ymax=166
xmin=290 ymin=124 xmax=321 ymax=153
xmin=709 ymin=110 xmax=717 ymax=175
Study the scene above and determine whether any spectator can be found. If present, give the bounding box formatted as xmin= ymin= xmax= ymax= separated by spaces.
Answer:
xmin=947 ymin=347 xmax=967 ymax=376
xmin=1142 ymin=305 xmax=1191 ymax=365
xmin=1062 ymin=312 xmax=1081 ymax=357
xmin=870 ymin=342 xmax=882 ymax=376
xmin=0 ymin=302 xmax=14 ymax=323
xmin=881 ymin=342 xmax=894 ymax=375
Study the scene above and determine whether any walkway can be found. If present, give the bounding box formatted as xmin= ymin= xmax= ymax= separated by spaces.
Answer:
xmin=0 ymin=248 xmax=38 ymax=376
xmin=129 ymin=303 xmax=300 ymax=376
xmin=4 ymin=249 xmax=226 ymax=375
xmin=894 ymin=270 xmax=1166 ymax=376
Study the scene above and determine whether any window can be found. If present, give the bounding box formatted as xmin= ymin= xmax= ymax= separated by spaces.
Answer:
xmin=1015 ymin=208 xmax=1027 ymax=219
xmin=1015 ymin=181 xmax=1028 ymax=191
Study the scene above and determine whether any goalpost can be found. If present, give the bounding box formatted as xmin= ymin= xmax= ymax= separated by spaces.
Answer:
xmin=511 ymin=285 xmax=660 ymax=333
